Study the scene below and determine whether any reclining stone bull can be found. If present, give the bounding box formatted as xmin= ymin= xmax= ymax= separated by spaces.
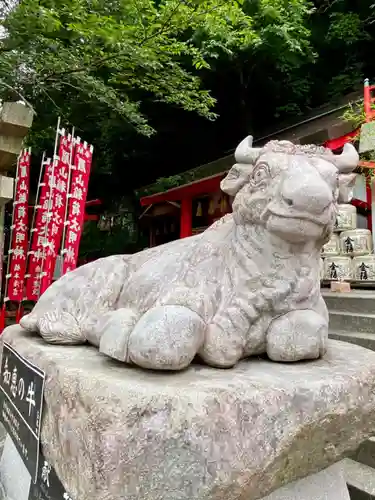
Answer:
xmin=20 ymin=136 xmax=359 ymax=370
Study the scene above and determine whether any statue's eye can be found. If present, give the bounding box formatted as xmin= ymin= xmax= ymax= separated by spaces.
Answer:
xmin=252 ymin=164 xmax=269 ymax=184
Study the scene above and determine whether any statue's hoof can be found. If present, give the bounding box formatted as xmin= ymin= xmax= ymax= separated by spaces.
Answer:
xmin=99 ymin=308 xmax=140 ymax=362
xmin=128 ymin=305 xmax=205 ymax=370
xmin=199 ymin=323 xmax=243 ymax=368
xmin=266 ymin=310 xmax=327 ymax=362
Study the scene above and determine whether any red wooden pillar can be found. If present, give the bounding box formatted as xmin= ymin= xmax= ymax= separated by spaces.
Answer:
xmin=180 ymin=197 xmax=192 ymax=238
xmin=367 ymin=174 xmax=372 ymax=230
xmin=364 ymin=78 xmax=372 ymax=122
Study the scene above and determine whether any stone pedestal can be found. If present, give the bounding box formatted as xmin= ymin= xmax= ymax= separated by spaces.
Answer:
xmin=261 ymin=463 xmax=350 ymax=500
xmin=0 ymin=438 xmax=351 ymax=500
xmin=2 ymin=326 xmax=375 ymax=500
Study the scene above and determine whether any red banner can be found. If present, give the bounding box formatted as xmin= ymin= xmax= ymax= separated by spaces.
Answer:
xmin=7 ymin=149 xmax=31 ymax=301
xmin=40 ymin=134 xmax=72 ymax=290
xmin=25 ymin=158 xmax=53 ymax=301
xmin=62 ymin=141 xmax=93 ymax=275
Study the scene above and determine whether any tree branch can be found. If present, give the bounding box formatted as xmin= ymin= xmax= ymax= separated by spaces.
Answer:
xmin=0 ymin=79 xmax=36 ymax=114
xmin=38 ymin=0 xmax=227 ymax=83
xmin=316 ymin=0 xmax=342 ymax=14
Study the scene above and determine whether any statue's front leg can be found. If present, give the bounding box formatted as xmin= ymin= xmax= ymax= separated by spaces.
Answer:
xmin=266 ymin=309 xmax=328 ymax=362
xmin=199 ymin=306 xmax=249 ymax=368
xmin=99 ymin=305 xmax=205 ymax=370
xmin=126 ymin=305 xmax=206 ymax=371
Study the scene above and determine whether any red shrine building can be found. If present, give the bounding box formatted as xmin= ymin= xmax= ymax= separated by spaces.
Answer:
xmin=140 ymin=90 xmax=373 ymax=247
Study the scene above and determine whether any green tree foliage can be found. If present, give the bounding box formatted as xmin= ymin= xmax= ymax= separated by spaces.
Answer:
xmin=0 ymin=0 xmax=314 ymax=170
xmin=308 ymin=0 xmax=375 ymax=102
xmin=0 ymin=0 xmax=260 ymax=135
xmin=343 ymin=98 xmax=375 ymax=179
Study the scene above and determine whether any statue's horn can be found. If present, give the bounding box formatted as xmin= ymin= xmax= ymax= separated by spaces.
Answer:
xmin=331 ymin=143 xmax=359 ymax=173
xmin=235 ymin=135 xmax=262 ymax=164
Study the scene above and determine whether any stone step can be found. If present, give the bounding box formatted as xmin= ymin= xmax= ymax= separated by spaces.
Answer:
xmin=322 ymin=290 xmax=375 ymax=315
xmin=329 ymin=331 xmax=375 ymax=351
xmin=351 ymin=437 xmax=375 ymax=469
xmin=329 ymin=311 xmax=375 ymax=334
xmin=341 ymin=458 xmax=375 ymax=499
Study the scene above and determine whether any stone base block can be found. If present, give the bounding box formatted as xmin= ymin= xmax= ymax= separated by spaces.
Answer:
xmin=0 ymin=441 xmax=351 ymax=500
xmin=0 ymin=136 xmax=24 ymax=171
xmin=261 ymin=463 xmax=350 ymax=499
xmin=0 ymin=434 xmax=30 ymax=500
xmin=0 ymin=176 xmax=13 ymax=203
xmin=0 ymin=102 xmax=34 ymax=138
xmin=2 ymin=325 xmax=375 ymax=500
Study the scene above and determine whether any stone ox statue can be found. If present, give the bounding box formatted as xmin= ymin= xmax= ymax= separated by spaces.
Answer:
xmin=20 ymin=137 xmax=359 ymax=370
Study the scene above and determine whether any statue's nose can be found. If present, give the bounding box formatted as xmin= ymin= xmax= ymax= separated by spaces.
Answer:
xmin=282 ymin=168 xmax=333 ymax=214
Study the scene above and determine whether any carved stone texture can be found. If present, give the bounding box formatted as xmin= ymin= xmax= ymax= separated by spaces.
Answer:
xmin=20 ymin=137 xmax=359 ymax=370
xmin=2 ymin=327 xmax=375 ymax=500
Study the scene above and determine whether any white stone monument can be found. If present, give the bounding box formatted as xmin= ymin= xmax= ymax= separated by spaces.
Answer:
xmin=1 ymin=136 xmax=372 ymax=500
xmin=21 ymin=137 xmax=359 ymax=370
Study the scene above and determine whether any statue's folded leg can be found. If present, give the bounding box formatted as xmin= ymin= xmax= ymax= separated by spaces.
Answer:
xmin=266 ymin=309 xmax=328 ymax=362
xmin=126 ymin=305 xmax=205 ymax=371
xmin=20 ymin=310 xmax=85 ymax=345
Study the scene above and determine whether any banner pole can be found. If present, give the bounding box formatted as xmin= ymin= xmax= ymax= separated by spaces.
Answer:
xmin=4 ymin=151 xmax=21 ymax=294
xmin=1 ymin=151 xmax=22 ymax=331
xmin=38 ymin=117 xmax=62 ymax=298
xmin=19 ymin=151 xmax=46 ymax=316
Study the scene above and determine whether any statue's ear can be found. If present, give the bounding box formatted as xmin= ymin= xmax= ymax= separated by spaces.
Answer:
xmin=338 ymin=173 xmax=357 ymax=203
xmin=220 ymin=164 xmax=251 ymax=196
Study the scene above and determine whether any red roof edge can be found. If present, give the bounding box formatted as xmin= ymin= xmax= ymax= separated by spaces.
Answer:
xmin=140 ymin=172 xmax=226 ymax=206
